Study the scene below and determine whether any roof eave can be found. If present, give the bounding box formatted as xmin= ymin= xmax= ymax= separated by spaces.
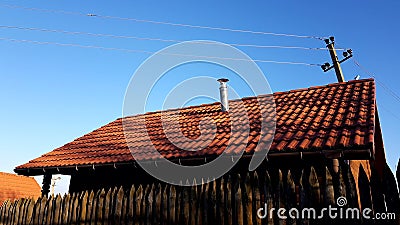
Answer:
xmin=14 ymin=146 xmax=373 ymax=176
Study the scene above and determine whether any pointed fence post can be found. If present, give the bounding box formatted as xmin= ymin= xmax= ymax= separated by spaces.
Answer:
xmin=343 ymin=163 xmax=359 ymax=209
xmin=235 ymin=174 xmax=243 ymax=225
xmin=369 ymin=164 xmax=385 ymax=213
xmin=358 ymin=165 xmax=372 ymax=211
xmin=337 ymin=167 xmax=347 ymax=200
xmin=162 ymin=185 xmax=168 ymax=225
xmin=79 ymin=192 xmax=88 ymax=225
xmin=243 ymin=172 xmax=253 ymax=225
xmin=169 ymin=185 xmax=176 ymax=225
xmin=219 ymin=177 xmax=226 ymax=225
xmin=309 ymin=167 xmax=321 ymax=208
xmin=324 ymin=167 xmax=335 ymax=206
xmin=226 ymin=175 xmax=233 ymax=225
xmin=253 ymin=172 xmax=262 ymax=225
xmin=382 ymin=163 xmax=400 ymax=215
xmin=135 ymin=185 xmax=143 ymax=225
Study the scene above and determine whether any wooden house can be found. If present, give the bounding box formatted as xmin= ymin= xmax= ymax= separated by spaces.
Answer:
xmin=14 ymin=78 xmax=389 ymax=207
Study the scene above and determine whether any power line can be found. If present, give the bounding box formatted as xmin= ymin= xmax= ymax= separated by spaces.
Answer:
xmin=378 ymin=103 xmax=400 ymax=122
xmin=353 ymin=59 xmax=400 ymax=122
xmin=0 ymin=25 xmax=334 ymax=51
xmin=0 ymin=3 xmax=327 ymax=40
xmin=353 ymin=59 xmax=400 ymax=103
xmin=0 ymin=37 xmax=322 ymax=66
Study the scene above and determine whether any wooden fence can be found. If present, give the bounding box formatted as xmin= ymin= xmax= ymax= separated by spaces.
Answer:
xmin=1 ymin=163 xmax=399 ymax=225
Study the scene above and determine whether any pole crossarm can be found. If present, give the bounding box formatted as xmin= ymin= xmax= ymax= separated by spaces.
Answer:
xmin=320 ymin=36 xmax=353 ymax=82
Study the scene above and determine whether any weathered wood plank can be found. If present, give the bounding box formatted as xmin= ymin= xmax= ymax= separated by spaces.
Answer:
xmin=86 ymin=191 xmax=95 ymax=225
xmin=39 ymin=196 xmax=48 ymax=225
xmin=286 ymin=170 xmax=296 ymax=225
xmin=8 ymin=200 xmax=18 ymax=225
xmin=235 ymin=175 xmax=243 ymax=225
xmin=343 ymin=163 xmax=358 ymax=209
xmin=154 ymin=183 xmax=162 ymax=225
xmin=309 ymin=167 xmax=320 ymax=208
xmin=141 ymin=185 xmax=150 ymax=225
xmin=369 ymin=164 xmax=385 ymax=213
xmin=210 ymin=179 xmax=217 ymax=223
xmin=135 ymin=185 xmax=143 ymax=225
xmin=226 ymin=176 xmax=233 ymax=225
xmin=61 ymin=194 xmax=70 ymax=225
xmin=114 ymin=187 xmax=124 ymax=225
xmin=0 ymin=200 xmax=6 ymax=225
xmin=17 ymin=199 xmax=26 ymax=225
xmin=183 ymin=184 xmax=190 ymax=225
xmin=219 ymin=177 xmax=226 ymax=225
xmin=324 ymin=167 xmax=335 ymax=206
xmin=357 ymin=165 xmax=372 ymax=210
xmin=13 ymin=199 xmax=23 ymax=225
xmin=201 ymin=181 xmax=209 ymax=225
xmin=243 ymin=173 xmax=252 ymax=225
xmin=169 ymin=185 xmax=176 ymax=225
xmin=146 ymin=184 xmax=154 ymax=225
xmin=96 ymin=189 xmax=105 ymax=225
xmin=79 ymin=192 xmax=88 ymax=225
xmin=189 ymin=182 xmax=197 ymax=225
xmin=382 ymin=163 xmax=400 ymax=214
xmin=44 ymin=196 xmax=53 ymax=225
xmin=25 ymin=199 xmax=35 ymax=225
xmin=127 ymin=185 xmax=136 ymax=224
xmin=71 ymin=193 xmax=80 ymax=225
xmin=5 ymin=201 xmax=13 ymax=225
xmin=253 ymin=172 xmax=262 ymax=225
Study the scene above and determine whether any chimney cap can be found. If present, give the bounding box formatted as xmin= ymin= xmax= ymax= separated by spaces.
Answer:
xmin=217 ymin=78 xmax=229 ymax=83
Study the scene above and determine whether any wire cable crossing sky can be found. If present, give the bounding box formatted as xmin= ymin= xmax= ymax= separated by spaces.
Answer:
xmin=0 ymin=37 xmax=322 ymax=66
xmin=0 ymin=3 xmax=329 ymax=40
xmin=0 ymin=25 xmax=336 ymax=51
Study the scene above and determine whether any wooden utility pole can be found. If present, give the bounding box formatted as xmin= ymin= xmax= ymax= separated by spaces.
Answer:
xmin=320 ymin=36 xmax=354 ymax=174
xmin=326 ymin=39 xmax=344 ymax=82
xmin=321 ymin=36 xmax=353 ymax=82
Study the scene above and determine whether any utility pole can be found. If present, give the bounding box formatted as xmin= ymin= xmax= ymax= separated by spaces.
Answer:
xmin=320 ymin=36 xmax=354 ymax=175
xmin=321 ymin=36 xmax=353 ymax=82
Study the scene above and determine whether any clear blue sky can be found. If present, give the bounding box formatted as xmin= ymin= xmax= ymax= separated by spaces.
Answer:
xmin=0 ymin=1 xmax=399 ymax=193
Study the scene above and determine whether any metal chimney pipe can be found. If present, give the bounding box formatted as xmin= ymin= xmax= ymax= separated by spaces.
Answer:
xmin=217 ymin=78 xmax=229 ymax=112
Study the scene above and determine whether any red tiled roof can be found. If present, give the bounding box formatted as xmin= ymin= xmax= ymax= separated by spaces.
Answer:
xmin=15 ymin=79 xmax=376 ymax=171
xmin=0 ymin=172 xmax=41 ymax=204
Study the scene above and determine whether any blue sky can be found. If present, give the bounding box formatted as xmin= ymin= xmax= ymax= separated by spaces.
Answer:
xmin=0 ymin=1 xmax=399 ymax=193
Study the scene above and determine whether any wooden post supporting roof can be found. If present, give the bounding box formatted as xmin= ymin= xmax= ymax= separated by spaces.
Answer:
xmin=41 ymin=173 xmax=52 ymax=197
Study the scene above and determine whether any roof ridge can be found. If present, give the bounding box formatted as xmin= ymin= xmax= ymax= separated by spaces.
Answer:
xmin=122 ymin=78 xmax=374 ymax=119
xmin=273 ymin=78 xmax=374 ymax=96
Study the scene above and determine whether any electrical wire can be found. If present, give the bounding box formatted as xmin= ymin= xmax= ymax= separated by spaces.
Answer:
xmin=353 ymin=59 xmax=400 ymax=103
xmin=0 ymin=25 xmax=334 ymax=51
xmin=0 ymin=3 xmax=327 ymax=40
xmin=353 ymin=59 xmax=400 ymax=121
xmin=0 ymin=37 xmax=322 ymax=66
xmin=378 ymin=104 xmax=400 ymax=122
